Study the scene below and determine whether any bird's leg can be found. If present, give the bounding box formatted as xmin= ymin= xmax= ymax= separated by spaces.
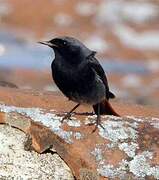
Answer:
xmin=87 ymin=103 xmax=105 ymax=133
xmin=61 ymin=103 xmax=80 ymax=123
xmin=92 ymin=104 xmax=101 ymax=132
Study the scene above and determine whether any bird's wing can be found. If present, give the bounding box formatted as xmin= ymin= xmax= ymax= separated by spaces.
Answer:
xmin=87 ymin=55 xmax=115 ymax=99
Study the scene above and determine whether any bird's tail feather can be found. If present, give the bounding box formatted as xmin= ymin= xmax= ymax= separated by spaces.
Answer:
xmin=93 ymin=99 xmax=120 ymax=116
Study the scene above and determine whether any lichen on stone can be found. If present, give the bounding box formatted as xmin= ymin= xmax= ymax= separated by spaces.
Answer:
xmin=1 ymin=104 xmax=159 ymax=179
xmin=0 ymin=104 xmax=79 ymax=144
xmin=91 ymin=147 xmax=103 ymax=162
xmin=97 ymin=150 xmax=159 ymax=179
xmin=66 ymin=119 xmax=81 ymax=127
xmin=84 ymin=115 xmax=96 ymax=125
xmin=150 ymin=118 xmax=159 ymax=129
xmin=98 ymin=160 xmax=128 ymax=179
xmin=126 ymin=116 xmax=144 ymax=122
xmin=129 ymin=151 xmax=159 ymax=178
xmin=98 ymin=119 xmax=138 ymax=142
xmin=91 ymin=115 xmax=159 ymax=179
xmin=73 ymin=132 xmax=83 ymax=140
xmin=118 ymin=142 xmax=139 ymax=158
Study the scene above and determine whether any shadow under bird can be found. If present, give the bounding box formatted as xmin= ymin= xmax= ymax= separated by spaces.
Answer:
xmin=39 ymin=37 xmax=120 ymax=132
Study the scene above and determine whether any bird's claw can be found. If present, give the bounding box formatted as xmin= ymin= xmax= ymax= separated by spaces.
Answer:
xmin=87 ymin=121 xmax=105 ymax=133
xmin=61 ymin=113 xmax=72 ymax=123
xmin=92 ymin=123 xmax=105 ymax=133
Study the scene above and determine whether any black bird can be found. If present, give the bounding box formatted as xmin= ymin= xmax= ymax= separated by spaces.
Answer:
xmin=39 ymin=37 xmax=120 ymax=131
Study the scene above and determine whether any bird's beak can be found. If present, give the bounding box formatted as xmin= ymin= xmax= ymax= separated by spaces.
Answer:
xmin=38 ymin=41 xmax=58 ymax=48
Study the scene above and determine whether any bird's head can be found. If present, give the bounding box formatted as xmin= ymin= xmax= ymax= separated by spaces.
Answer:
xmin=39 ymin=36 xmax=96 ymax=63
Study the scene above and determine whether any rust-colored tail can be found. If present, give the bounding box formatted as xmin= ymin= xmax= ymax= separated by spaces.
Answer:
xmin=93 ymin=99 xmax=120 ymax=116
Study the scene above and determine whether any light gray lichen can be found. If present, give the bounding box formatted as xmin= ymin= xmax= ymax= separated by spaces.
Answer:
xmin=119 ymin=142 xmax=139 ymax=158
xmin=106 ymin=142 xmax=117 ymax=149
xmin=84 ymin=115 xmax=96 ymax=125
xmin=91 ymin=145 xmax=130 ymax=179
xmin=98 ymin=120 xmax=138 ymax=142
xmin=152 ymin=117 xmax=159 ymax=121
xmin=0 ymin=104 xmax=82 ymax=144
xmin=98 ymin=160 xmax=128 ymax=179
xmin=56 ymin=131 xmax=73 ymax=144
xmin=144 ymin=117 xmax=159 ymax=129
xmin=1 ymin=104 xmax=159 ymax=179
xmin=151 ymin=122 xmax=159 ymax=129
xmin=102 ymin=115 xmax=122 ymax=121
xmin=98 ymin=164 xmax=116 ymax=178
xmin=97 ymin=117 xmax=139 ymax=160
xmin=66 ymin=119 xmax=81 ymax=127
xmin=126 ymin=116 xmax=144 ymax=122
xmin=91 ymin=147 xmax=103 ymax=161
xmin=90 ymin=115 xmax=159 ymax=179
xmin=97 ymin=151 xmax=159 ymax=179
xmin=150 ymin=118 xmax=159 ymax=129
xmin=129 ymin=151 xmax=159 ymax=178
xmin=73 ymin=132 xmax=83 ymax=140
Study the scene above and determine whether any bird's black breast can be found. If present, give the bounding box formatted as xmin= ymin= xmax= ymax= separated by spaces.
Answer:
xmin=51 ymin=55 xmax=106 ymax=104
xmin=52 ymin=56 xmax=93 ymax=94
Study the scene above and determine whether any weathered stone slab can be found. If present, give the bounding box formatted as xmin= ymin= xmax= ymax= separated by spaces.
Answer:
xmin=0 ymin=124 xmax=74 ymax=180
xmin=0 ymin=104 xmax=158 ymax=179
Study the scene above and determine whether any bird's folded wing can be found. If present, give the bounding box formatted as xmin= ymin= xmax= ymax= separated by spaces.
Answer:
xmin=87 ymin=56 xmax=113 ymax=99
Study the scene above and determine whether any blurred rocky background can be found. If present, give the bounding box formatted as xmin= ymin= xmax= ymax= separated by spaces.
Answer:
xmin=0 ymin=0 xmax=159 ymax=106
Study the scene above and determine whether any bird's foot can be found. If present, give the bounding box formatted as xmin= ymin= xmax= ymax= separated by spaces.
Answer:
xmin=61 ymin=113 xmax=72 ymax=123
xmin=88 ymin=122 xmax=105 ymax=133
xmin=60 ymin=103 xmax=80 ymax=123
xmin=92 ymin=123 xmax=105 ymax=133
xmin=87 ymin=116 xmax=105 ymax=133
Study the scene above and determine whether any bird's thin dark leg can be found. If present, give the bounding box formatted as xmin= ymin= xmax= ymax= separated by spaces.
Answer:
xmin=87 ymin=103 xmax=105 ymax=133
xmin=61 ymin=103 xmax=80 ymax=123
xmin=92 ymin=103 xmax=100 ymax=132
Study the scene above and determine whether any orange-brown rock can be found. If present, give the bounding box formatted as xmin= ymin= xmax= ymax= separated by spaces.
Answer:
xmin=0 ymin=87 xmax=158 ymax=117
xmin=0 ymin=87 xmax=158 ymax=179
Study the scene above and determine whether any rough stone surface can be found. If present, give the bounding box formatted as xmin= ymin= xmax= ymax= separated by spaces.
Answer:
xmin=0 ymin=125 xmax=74 ymax=180
xmin=0 ymin=87 xmax=158 ymax=118
xmin=0 ymin=88 xmax=159 ymax=179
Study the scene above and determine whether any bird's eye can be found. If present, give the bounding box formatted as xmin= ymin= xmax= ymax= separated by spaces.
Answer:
xmin=63 ymin=41 xmax=67 ymax=45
